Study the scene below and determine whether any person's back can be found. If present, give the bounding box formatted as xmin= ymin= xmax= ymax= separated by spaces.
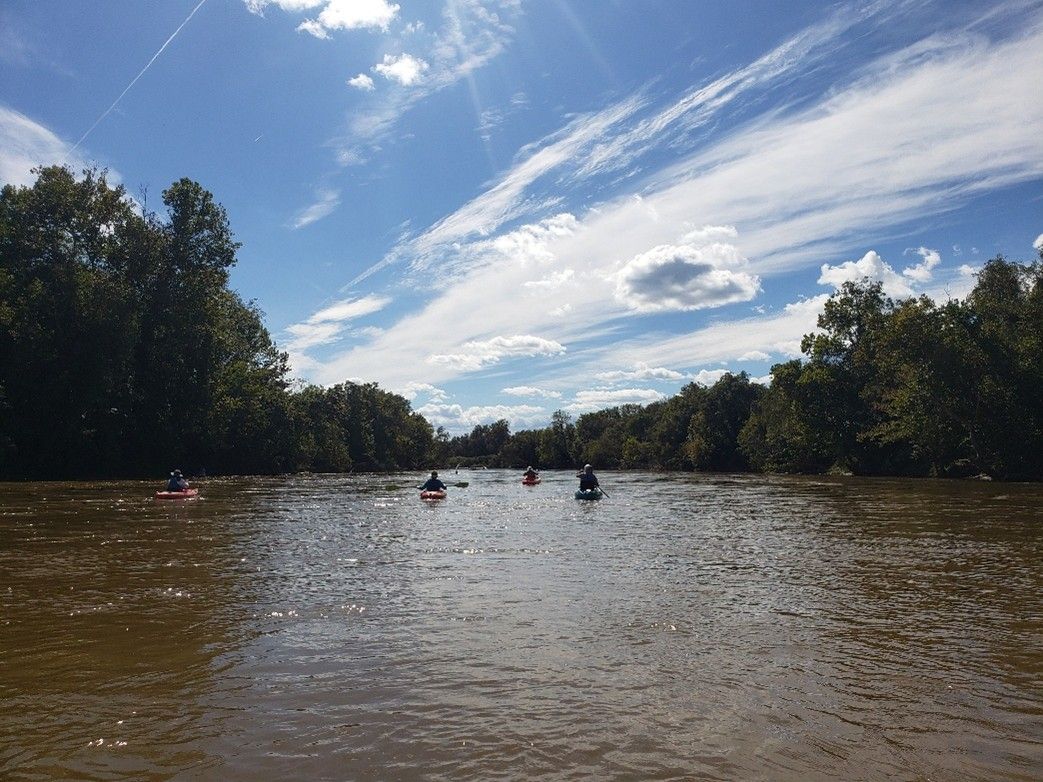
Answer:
xmin=577 ymin=464 xmax=598 ymax=491
xmin=421 ymin=471 xmax=447 ymax=491
xmin=167 ymin=470 xmax=189 ymax=492
xmin=523 ymin=466 xmax=538 ymax=479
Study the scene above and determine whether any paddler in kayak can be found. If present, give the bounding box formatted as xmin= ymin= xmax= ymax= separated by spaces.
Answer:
xmin=523 ymin=466 xmax=539 ymax=480
xmin=420 ymin=470 xmax=447 ymax=492
xmin=166 ymin=469 xmax=190 ymax=492
xmin=576 ymin=464 xmax=599 ymax=491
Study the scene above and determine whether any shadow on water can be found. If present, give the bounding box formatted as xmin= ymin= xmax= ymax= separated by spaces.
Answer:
xmin=1 ymin=470 xmax=1041 ymax=780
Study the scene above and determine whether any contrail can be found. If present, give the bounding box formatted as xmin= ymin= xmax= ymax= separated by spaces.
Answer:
xmin=70 ymin=0 xmax=209 ymax=153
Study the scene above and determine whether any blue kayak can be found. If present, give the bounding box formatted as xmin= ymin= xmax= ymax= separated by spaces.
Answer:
xmin=575 ymin=488 xmax=602 ymax=501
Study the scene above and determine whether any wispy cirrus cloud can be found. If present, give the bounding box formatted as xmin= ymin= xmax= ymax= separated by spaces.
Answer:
xmin=299 ymin=3 xmax=1043 ymax=414
xmin=0 ymin=105 xmax=94 ymax=186
xmin=291 ymin=187 xmax=340 ymax=228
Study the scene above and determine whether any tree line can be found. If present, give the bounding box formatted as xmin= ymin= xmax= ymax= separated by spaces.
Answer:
xmin=447 ymin=257 xmax=1042 ymax=481
xmin=0 ymin=167 xmax=433 ymax=478
xmin=2 ymin=167 xmax=1039 ymax=481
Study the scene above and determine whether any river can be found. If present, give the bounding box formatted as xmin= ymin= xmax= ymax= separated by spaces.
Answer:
xmin=1 ymin=471 xmax=1041 ymax=781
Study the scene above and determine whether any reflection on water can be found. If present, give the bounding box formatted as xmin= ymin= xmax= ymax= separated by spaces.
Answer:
xmin=2 ymin=472 xmax=1041 ymax=780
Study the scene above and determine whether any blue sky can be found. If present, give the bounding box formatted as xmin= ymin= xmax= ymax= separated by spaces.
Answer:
xmin=2 ymin=0 xmax=1041 ymax=433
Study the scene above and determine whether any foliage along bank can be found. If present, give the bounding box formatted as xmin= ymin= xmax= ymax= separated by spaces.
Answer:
xmin=0 ymin=167 xmax=433 ymax=478
xmin=2 ymin=167 xmax=1039 ymax=481
xmin=447 ymin=259 xmax=1042 ymax=482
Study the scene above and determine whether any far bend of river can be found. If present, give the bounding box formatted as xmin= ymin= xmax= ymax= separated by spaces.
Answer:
xmin=1 ymin=472 xmax=1041 ymax=781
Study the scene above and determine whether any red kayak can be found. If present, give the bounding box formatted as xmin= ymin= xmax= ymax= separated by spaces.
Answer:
xmin=155 ymin=488 xmax=199 ymax=500
xmin=521 ymin=476 xmax=541 ymax=485
xmin=420 ymin=490 xmax=447 ymax=500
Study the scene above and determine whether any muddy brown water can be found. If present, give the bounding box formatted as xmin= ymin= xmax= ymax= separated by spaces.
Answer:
xmin=1 ymin=471 xmax=1041 ymax=781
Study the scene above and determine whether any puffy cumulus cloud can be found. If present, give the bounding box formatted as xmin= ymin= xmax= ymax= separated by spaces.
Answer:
xmin=427 ymin=334 xmax=565 ymax=372
xmin=493 ymin=213 xmax=579 ymax=266
xmin=373 ymin=53 xmax=429 ymax=86
xmin=692 ymin=368 xmax=731 ymax=386
xmin=738 ymin=350 xmax=770 ymax=361
xmin=1034 ymin=233 xmax=1043 ymax=251
xmin=347 ymin=73 xmax=375 ymax=91
xmin=566 ymin=387 xmax=666 ymax=413
xmin=594 ymin=364 xmax=686 ymax=383
xmin=296 ymin=19 xmax=329 ymax=38
xmin=291 ymin=187 xmax=340 ymax=228
xmin=902 ymin=246 xmax=941 ymax=282
xmin=253 ymin=0 xmax=399 ymax=37
xmin=396 ymin=382 xmax=447 ymax=402
xmin=818 ymin=250 xmax=914 ymax=297
xmin=614 ymin=241 xmax=760 ymax=313
xmin=958 ymin=263 xmax=979 ymax=277
xmin=502 ymin=386 xmax=562 ymax=399
xmin=416 ymin=402 xmax=546 ymax=433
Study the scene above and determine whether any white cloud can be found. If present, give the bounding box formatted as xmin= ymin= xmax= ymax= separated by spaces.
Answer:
xmin=902 ymin=246 xmax=941 ymax=282
xmin=738 ymin=350 xmax=770 ymax=361
xmin=253 ymin=0 xmax=399 ymax=36
xmin=692 ymin=368 xmax=730 ymax=386
xmin=416 ymin=402 xmax=546 ymax=432
xmin=595 ymin=365 xmax=686 ymax=383
xmin=297 ymin=19 xmax=329 ymax=38
xmin=614 ymin=241 xmax=760 ymax=313
xmin=397 ymin=382 xmax=447 ymax=402
xmin=1034 ymin=233 xmax=1043 ymax=251
xmin=283 ymin=294 xmax=390 ymax=354
xmin=427 ymin=334 xmax=565 ymax=372
xmin=502 ymin=386 xmax=562 ymax=399
xmin=373 ymin=53 xmax=429 ymax=86
xmin=317 ymin=0 xmax=398 ymax=32
xmin=347 ymin=73 xmax=375 ymax=91
xmin=0 ymin=105 xmax=93 ymax=187
xmin=566 ymin=388 xmax=666 ymax=413
xmin=246 ymin=0 xmax=324 ymax=12
xmin=958 ymin=264 xmax=979 ymax=277
xmin=285 ymin=321 xmax=343 ymax=351
xmin=819 ymin=250 xmax=914 ymax=298
xmin=302 ymin=7 xmax=1043 ymax=397
xmin=291 ymin=188 xmax=340 ymax=228
xmin=309 ymin=294 xmax=391 ymax=323
xmin=523 ymin=269 xmax=574 ymax=290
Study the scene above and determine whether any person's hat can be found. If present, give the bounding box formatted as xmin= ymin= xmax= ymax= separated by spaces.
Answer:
xmin=584 ymin=464 xmax=592 ymax=470
xmin=173 ymin=469 xmax=182 ymax=476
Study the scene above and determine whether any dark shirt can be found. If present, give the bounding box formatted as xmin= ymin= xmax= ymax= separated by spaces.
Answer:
xmin=577 ymin=472 xmax=598 ymax=490
xmin=167 ymin=476 xmax=188 ymax=491
xmin=421 ymin=478 xmax=447 ymax=491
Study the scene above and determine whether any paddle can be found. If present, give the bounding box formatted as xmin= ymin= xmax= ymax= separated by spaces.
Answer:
xmin=597 ymin=486 xmax=609 ymax=498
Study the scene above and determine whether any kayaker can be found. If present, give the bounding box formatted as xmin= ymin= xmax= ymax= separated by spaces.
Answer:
xmin=576 ymin=464 xmax=599 ymax=491
xmin=166 ymin=469 xmax=189 ymax=492
xmin=420 ymin=471 xmax=447 ymax=492
xmin=523 ymin=466 xmax=539 ymax=479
